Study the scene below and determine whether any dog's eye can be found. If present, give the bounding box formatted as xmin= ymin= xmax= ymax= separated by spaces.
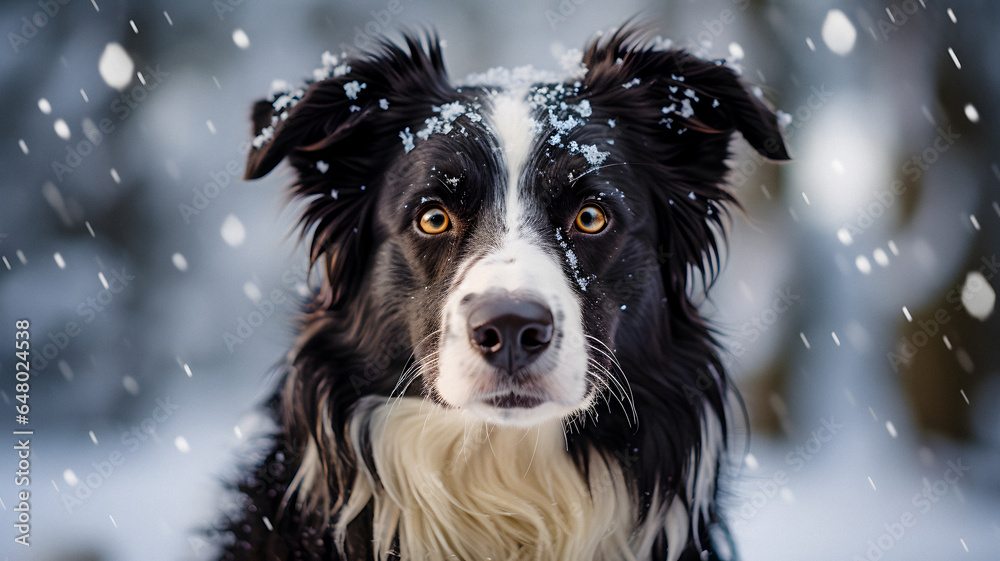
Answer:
xmin=418 ymin=206 xmax=451 ymax=234
xmin=575 ymin=204 xmax=607 ymax=234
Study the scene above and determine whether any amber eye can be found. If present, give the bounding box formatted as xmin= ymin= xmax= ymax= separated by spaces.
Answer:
xmin=575 ymin=203 xmax=607 ymax=234
xmin=418 ymin=206 xmax=451 ymax=234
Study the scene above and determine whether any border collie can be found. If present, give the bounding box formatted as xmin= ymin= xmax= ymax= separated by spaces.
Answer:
xmin=220 ymin=24 xmax=788 ymax=561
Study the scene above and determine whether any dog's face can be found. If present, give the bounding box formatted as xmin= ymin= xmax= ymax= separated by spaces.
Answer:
xmin=245 ymin=31 xmax=787 ymax=428
xmin=380 ymin=90 xmax=613 ymax=426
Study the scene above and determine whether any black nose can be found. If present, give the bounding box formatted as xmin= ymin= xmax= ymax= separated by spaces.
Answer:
xmin=467 ymin=294 xmax=554 ymax=374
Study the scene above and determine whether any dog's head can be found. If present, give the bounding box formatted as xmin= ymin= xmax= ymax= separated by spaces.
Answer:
xmin=245 ymin=29 xmax=787 ymax=428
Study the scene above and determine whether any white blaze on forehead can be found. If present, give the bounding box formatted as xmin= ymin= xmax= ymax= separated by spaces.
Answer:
xmin=488 ymin=89 xmax=536 ymax=229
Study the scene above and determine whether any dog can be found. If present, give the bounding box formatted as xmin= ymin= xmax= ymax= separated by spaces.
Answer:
xmin=219 ymin=24 xmax=788 ymax=561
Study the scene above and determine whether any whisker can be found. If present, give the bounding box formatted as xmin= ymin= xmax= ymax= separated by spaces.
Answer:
xmin=588 ymin=370 xmax=629 ymax=427
xmin=588 ymin=359 xmax=627 ymax=402
xmin=387 ymin=354 xmax=434 ymax=409
xmin=385 ymin=329 xmax=442 ymax=406
xmin=586 ymin=334 xmax=627 ymax=373
xmin=584 ymin=337 xmax=638 ymax=426
xmin=382 ymin=330 xmax=444 ymax=446
xmin=387 ymin=362 xmax=422 ymax=403
xmin=586 ymin=336 xmax=632 ymax=388
xmin=586 ymin=365 xmax=621 ymax=414
xmin=388 ymin=361 xmax=431 ymax=412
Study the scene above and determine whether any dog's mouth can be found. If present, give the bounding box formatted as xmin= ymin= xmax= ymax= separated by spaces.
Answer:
xmin=483 ymin=392 xmax=545 ymax=409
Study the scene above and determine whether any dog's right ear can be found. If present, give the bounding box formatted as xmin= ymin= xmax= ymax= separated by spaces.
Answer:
xmin=242 ymin=35 xmax=453 ymax=307
xmin=244 ymin=98 xmax=280 ymax=179
xmin=244 ymin=98 xmax=292 ymax=180
xmin=243 ymin=78 xmax=379 ymax=181
xmin=244 ymin=35 xmax=452 ymax=182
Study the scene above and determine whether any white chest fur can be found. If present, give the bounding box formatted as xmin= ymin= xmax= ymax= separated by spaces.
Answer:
xmin=330 ymin=397 xmax=684 ymax=561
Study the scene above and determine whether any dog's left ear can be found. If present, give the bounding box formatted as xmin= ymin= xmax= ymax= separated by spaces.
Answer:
xmin=656 ymin=50 xmax=790 ymax=161
xmin=243 ymin=84 xmax=375 ymax=181
xmin=581 ymin=31 xmax=789 ymax=162
xmin=242 ymin=35 xmax=453 ymax=307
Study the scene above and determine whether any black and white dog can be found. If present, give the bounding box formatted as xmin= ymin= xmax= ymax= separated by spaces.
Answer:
xmin=221 ymin=25 xmax=787 ymax=561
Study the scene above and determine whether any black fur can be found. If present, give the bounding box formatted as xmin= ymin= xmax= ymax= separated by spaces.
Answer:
xmin=218 ymin=25 xmax=787 ymax=561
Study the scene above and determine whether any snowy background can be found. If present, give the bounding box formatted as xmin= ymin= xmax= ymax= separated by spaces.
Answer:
xmin=1 ymin=0 xmax=998 ymax=560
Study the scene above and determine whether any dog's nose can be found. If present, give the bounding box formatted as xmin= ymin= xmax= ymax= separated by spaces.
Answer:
xmin=467 ymin=295 xmax=554 ymax=374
